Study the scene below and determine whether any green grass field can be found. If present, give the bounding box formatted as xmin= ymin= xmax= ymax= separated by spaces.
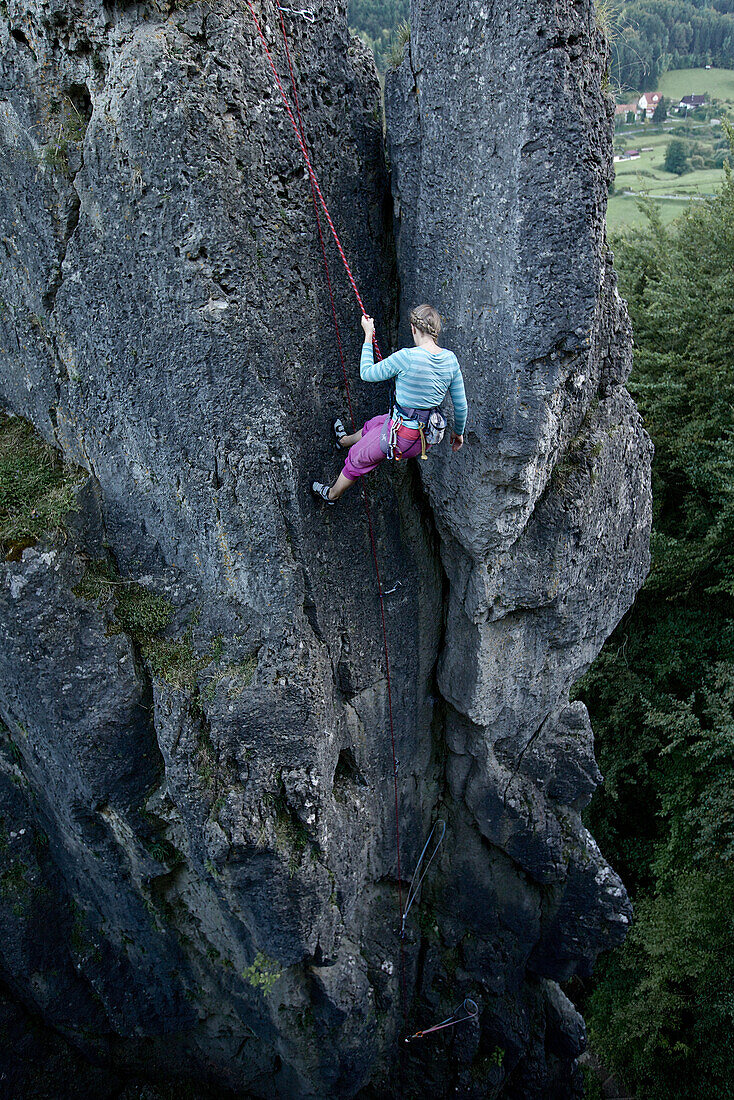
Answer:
xmin=607 ymin=78 xmax=734 ymax=233
xmin=606 ymin=68 xmax=733 ymax=230
xmin=609 ymin=150 xmax=724 ymax=230
xmin=607 ymin=193 xmax=706 ymax=232
xmin=656 ymin=67 xmax=734 ymax=106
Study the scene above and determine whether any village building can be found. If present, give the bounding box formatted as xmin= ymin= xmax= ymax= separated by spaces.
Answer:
xmin=679 ymin=94 xmax=706 ymax=110
xmin=637 ymin=92 xmax=662 ymax=118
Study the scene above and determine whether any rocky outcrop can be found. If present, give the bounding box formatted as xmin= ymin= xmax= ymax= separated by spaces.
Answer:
xmin=0 ymin=0 xmax=650 ymax=1096
xmin=382 ymin=0 xmax=651 ymax=1090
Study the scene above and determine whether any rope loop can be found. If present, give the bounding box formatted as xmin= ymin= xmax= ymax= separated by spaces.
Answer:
xmin=401 ymin=819 xmax=446 ymax=938
xmin=404 ymin=998 xmax=479 ymax=1044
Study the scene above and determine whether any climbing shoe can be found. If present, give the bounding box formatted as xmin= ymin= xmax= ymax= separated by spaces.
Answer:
xmin=333 ymin=418 xmax=348 ymax=448
xmin=311 ymin=481 xmax=335 ymax=505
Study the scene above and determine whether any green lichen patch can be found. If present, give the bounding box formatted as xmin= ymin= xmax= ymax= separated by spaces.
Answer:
xmin=113 ymin=584 xmax=175 ymax=640
xmin=110 ymin=583 xmax=211 ymax=688
xmin=0 ymin=861 xmax=32 ymax=917
xmin=0 ymin=862 xmax=30 ymax=898
xmin=74 ymin=559 xmax=175 ymax=645
xmin=145 ymin=630 xmax=215 ymax=690
xmin=0 ymin=411 xmax=84 ymax=557
xmin=72 ymin=558 xmax=120 ymax=603
xmin=550 ymin=397 xmax=604 ymax=495
xmin=263 ymin=787 xmax=316 ymax=877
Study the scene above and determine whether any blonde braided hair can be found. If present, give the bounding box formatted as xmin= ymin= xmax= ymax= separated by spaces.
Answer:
xmin=410 ymin=304 xmax=442 ymax=340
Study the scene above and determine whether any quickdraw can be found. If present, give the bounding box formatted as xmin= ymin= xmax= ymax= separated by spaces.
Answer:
xmin=405 ymin=998 xmax=479 ymax=1043
xmin=277 ymin=5 xmax=316 ymax=21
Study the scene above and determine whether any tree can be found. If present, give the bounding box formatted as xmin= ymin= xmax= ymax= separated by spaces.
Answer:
xmin=664 ymin=137 xmax=688 ymax=174
xmin=576 ymin=125 xmax=734 ymax=1100
xmin=608 ymin=2 xmax=734 ymax=91
xmin=652 ymin=95 xmax=667 ymax=123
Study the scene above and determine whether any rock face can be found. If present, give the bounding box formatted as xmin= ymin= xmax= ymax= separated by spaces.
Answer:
xmin=0 ymin=0 xmax=650 ymax=1097
xmin=383 ymin=0 xmax=651 ymax=1090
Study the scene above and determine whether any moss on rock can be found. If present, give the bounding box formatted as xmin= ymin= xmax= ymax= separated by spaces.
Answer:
xmin=0 ymin=411 xmax=85 ymax=558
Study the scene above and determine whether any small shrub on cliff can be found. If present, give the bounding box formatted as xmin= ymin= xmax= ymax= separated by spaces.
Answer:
xmin=386 ymin=19 xmax=410 ymax=70
xmin=594 ymin=0 xmax=623 ymax=44
xmin=242 ymin=950 xmax=282 ymax=996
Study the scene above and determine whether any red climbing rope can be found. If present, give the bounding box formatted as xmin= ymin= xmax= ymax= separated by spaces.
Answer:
xmin=274 ymin=4 xmax=354 ymax=427
xmin=245 ymin=0 xmax=382 ymax=359
xmin=250 ymin=0 xmax=408 ymax=1026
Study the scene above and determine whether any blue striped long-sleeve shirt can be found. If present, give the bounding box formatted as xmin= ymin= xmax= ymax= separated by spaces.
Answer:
xmin=360 ymin=342 xmax=468 ymax=435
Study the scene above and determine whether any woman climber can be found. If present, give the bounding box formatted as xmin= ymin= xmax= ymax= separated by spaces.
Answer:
xmin=311 ymin=305 xmax=467 ymax=504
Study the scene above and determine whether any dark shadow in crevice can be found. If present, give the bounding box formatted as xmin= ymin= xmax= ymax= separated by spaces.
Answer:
xmin=332 ymin=747 xmax=368 ymax=800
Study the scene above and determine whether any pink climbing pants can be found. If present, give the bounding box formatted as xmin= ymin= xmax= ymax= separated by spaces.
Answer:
xmin=342 ymin=413 xmax=423 ymax=481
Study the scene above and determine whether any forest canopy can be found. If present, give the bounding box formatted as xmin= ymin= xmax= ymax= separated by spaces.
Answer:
xmin=604 ymin=0 xmax=734 ymax=90
xmin=349 ymin=0 xmax=409 ymax=71
xmin=575 ymin=129 xmax=734 ymax=1098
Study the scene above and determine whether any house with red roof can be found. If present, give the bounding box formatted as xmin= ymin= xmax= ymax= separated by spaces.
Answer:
xmin=637 ymin=92 xmax=663 ymax=118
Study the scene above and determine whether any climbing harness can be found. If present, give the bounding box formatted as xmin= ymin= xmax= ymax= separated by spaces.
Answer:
xmin=404 ymin=998 xmax=479 ymax=1044
xmin=401 ymin=819 xmax=446 ymax=939
xmin=247 ymin=0 xmax=407 ymax=1022
xmin=380 ymin=400 xmax=448 ymax=461
xmin=394 ymin=402 xmax=448 ymax=457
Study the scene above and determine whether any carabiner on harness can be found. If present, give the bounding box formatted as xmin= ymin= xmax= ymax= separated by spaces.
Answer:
xmin=387 ymin=411 xmax=401 ymax=461
xmin=401 ymin=819 xmax=446 ymax=938
xmin=404 ymin=997 xmax=479 ymax=1043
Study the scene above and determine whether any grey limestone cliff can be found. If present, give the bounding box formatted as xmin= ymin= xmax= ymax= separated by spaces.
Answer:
xmin=0 ymin=0 xmax=651 ymax=1096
